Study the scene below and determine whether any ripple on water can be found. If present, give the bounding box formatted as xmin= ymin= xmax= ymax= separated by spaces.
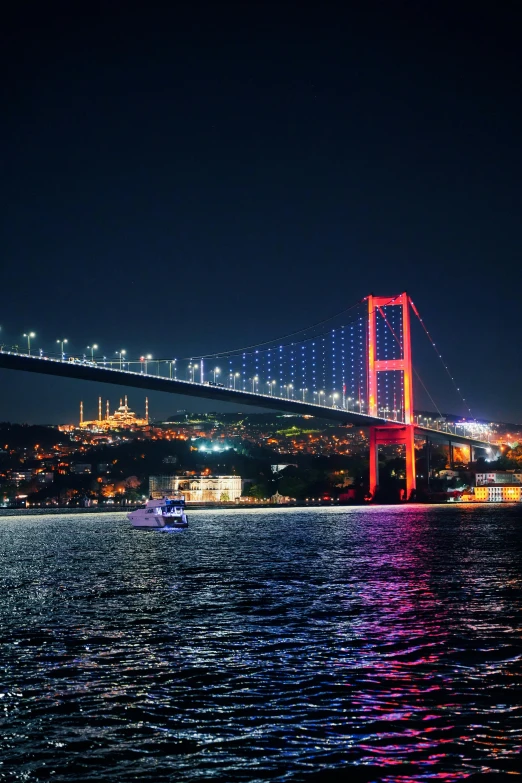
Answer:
xmin=0 ymin=505 xmax=521 ymax=781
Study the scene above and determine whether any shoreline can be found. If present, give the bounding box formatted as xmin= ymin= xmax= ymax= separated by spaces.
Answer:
xmin=0 ymin=503 xmax=280 ymax=516
xmin=1 ymin=500 xmax=519 ymax=516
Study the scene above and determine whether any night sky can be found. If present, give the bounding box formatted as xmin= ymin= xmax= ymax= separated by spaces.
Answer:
xmin=2 ymin=2 xmax=521 ymax=424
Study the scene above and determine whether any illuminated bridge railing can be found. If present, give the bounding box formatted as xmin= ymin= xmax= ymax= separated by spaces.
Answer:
xmin=0 ymin=349 xmax=493 ymax=446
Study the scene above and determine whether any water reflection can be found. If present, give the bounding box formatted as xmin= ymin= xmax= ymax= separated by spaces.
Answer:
xmin=0 ymin=505 xmax=521 ymax=781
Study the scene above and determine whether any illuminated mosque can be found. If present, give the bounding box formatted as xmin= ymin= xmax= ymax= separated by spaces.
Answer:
xmin=79 ymin=395 xmax=149 ymax=430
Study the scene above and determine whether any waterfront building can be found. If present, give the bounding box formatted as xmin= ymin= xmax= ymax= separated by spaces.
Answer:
xmin=149 ymin=474 xmax=243 ymax=502
xmin=474 ymin=484 xmax=522 ymax=502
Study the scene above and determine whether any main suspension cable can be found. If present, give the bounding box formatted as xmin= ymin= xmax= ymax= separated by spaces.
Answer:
xmin=408 ymin=297 xmax=473 ymax=417
xmin=377 ymin=305 xmax=443 ymax=419
xmin=196 ymin=298 xmax=366 ymax=359
xmin=193 ymin=295 xmax=402 ymax=361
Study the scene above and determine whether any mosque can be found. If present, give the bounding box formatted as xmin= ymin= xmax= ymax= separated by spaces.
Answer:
xmin=79 ymin=395 xmax=149 ymax=431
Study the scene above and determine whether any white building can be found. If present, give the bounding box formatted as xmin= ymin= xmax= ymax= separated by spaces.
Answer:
xmin=474 ymin=484 xmax=522 ymax=502
xmin=149 ymin=475 xmax=243 ymax=503
xmin=475 ymin=471 xmax=522 ymax=485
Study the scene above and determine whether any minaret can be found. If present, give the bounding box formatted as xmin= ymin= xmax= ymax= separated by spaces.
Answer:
xmin=124 ymin=394 xmax=128 ymax=409
xmin=119 ymin=398 xmax=123 ymax=407
xmin=98 ymin=396 xmax=102 ymax=422
xmin=145 ymin=397 xmax=149 ymax=423
xmin=80 ymin=401 xmax=83 ymax=426
xmin=106 ymin=400 xmax=110 ymax=420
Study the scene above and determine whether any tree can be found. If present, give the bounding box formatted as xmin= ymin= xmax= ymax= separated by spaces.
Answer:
xmin=1 ymin=484 xmax=17 ymax=503
xmin=505 ymin=444 xmax=522 ymax=466
xmin=246 ymin=483 xmax=271 ymax=500
xmin=278 ymin=476 xmax=306 ymax=499
xmin=59 ymin=488 xmax=76 ymax=504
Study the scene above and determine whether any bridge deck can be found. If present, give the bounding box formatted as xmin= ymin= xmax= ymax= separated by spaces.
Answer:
xmin=0 ymin=351 xmax=491 ymax=450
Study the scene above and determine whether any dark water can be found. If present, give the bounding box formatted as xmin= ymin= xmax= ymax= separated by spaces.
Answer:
xmin=1 ymin=505 xmax=521 ymax=782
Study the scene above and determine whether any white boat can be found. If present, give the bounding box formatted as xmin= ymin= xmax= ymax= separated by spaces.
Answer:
xmin=127 ymin=496 xmax=188 ymax=529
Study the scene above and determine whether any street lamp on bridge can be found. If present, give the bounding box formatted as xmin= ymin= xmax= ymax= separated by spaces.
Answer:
xmin=140 ymin=354 xmax=152 ymax=374
xmin=301 ymin=388 xmax=308 ymax=401
xmin=23 ymin=332 xmax=35 ymax=355
xmin=116 ymin=350 xmax=126 ymax=370
xmin=230 ymin=372 xmax=240 ymax=389
xmin=56 ymin=338 xmax=68 ymax=360
xmin=188 ymin=363 xmax=198 ymax=382
xmin=250 ymin=375 xmax=259 ymax=393
xmin=87 ymin=344 xmax=98 ymax=362
xmin=212 ymin=367 xmax=220 ymax=383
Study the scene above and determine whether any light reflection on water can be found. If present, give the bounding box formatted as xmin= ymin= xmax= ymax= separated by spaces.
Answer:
xmin=0 ymin=505 xmax=521 ymax=781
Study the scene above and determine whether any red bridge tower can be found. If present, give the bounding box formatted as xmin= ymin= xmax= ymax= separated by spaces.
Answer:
xmin=367 ymin=293 xmax=416 ymax=500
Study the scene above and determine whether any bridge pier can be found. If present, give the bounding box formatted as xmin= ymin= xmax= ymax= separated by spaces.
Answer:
xmin=369 ymin=423 xmax=416 ymax=501
xmin=369 ymin=426 xmax=379 ymax=497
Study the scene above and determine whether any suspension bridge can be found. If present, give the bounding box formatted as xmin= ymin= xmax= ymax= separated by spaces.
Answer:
xmin=0 ymin=293 xmax=496 ymax=499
